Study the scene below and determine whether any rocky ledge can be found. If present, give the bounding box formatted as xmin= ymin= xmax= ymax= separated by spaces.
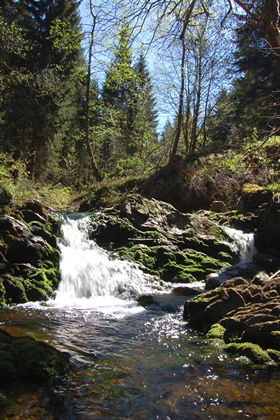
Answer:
xmin=184 ymin=275 xmax=280 ymax=365
xmin=0 ymin=328 xmax=69 ymax=383
xmin=0 ymin=199 xmax=60 ymax=306
xmin=87 ymin=194 xmax=256 ymax=283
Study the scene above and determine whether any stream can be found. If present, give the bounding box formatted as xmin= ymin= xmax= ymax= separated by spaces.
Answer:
xmin=1 ymin=215 xmax=280 ymax=419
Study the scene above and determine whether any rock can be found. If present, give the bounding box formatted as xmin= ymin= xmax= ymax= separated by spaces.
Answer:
xmin=239 ymin=183 xmax=273 ymax=212
xmin=0 ymin=185 xmax=12 ymax=206
xmin=210 ymin=201 xmax=227 ymax=212
xmin=206 ymin=262 xmax=261 ymax=289
xmin=172 ymin=286 xmax=201 ymax=296
xmin=257 ymin=202 xmax=280 ymax=254
xmin=0 ymin=205 xmax=60 ymax=306
xmin=119 ymin=193 xmax=191 ymax=235
xmin=21 ymin=199 xmax=48 ymax=218
xmin=89 ymin=195 xmax=243 ymax=284
xmin=0 ymin=329 xmax=69 ymax=383
xmin=185 ymin=275 xmax=280 ymax=364
xmin=224 ymin=342 xmax=274 ymax=365
xmin=0 ymin=215 xmax=30 ymax=238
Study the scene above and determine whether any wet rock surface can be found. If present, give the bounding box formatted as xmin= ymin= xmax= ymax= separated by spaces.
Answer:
xmin=88 ymin=194 xmax=248 ymax=283
xmin=0 ymin=328 xmax=69 ymax=383
xmin=184 ymin=275 xmax=280 ymax=364
xmin=0 ymin=200 xmax=60 ymax=306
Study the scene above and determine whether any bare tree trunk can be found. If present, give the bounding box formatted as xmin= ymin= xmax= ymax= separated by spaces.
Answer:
xmin=85 ymin=0 xmax=102 ymax=182
xmin=169 ymin=37 xmax=186 ymax=163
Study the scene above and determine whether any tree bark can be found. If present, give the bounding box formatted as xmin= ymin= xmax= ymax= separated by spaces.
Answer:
xmin=169 ymin=37 xmax=186 ymax=163
xmin=85 ymin=1 xmax=102 ymax=182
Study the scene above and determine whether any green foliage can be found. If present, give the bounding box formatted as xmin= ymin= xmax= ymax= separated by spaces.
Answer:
xmin=0 ymin=0 xmax=85 ymax=181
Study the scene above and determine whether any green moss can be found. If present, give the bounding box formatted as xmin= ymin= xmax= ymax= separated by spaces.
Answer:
xmin=206 ymin=323 xmax=226 ymax=339
xmin=118 ymin=246 xmax=158 ymax=273
xmin=224 ymin=342 xmax=274 ymax=365
xmin=0 ymin=330 xmax=69 ymax=384
xmin=218 ymin=251 xmax=233 ymax=263
xmin=161 ymin=261 xmax=200 ymax=282
xmin=269 ymin=331 xmax=280 ymax=350
xmin=4 ymin=276 xmax=28 ymax=304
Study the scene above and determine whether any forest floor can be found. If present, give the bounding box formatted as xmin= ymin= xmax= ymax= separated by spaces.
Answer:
xmin=1 ymin=136 xmax=280 ymax=213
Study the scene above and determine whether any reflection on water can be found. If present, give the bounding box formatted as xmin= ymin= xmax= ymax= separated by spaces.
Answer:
xmin=1 ymin=304 xmax=280 ymax=419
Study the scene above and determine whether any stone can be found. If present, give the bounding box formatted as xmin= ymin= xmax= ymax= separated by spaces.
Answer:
xmin=172 ymin=286 xmax=201 ymax=296
xmin=206 ymin=262 xmax=261 ymax=289
xmin=239 ymin=183 xmax=273 ymax=212
xmin=0 ymin=329 xmax=69 ymax=383
xmin=210 ymin=201 xmax=227 ymax=212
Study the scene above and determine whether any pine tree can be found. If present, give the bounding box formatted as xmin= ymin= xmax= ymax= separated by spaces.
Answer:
xmin=101 ymin=23 xmax=137 ymax=172
xmin=133 ymin=54 xmax=158 ymax=160
xmin=0 ymin=0 xmax=85 ymax=181
xmin=230 ymin=16 xmax=280 ymax=139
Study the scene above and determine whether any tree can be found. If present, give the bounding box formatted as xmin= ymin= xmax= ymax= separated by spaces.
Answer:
xmin=234 ymin=0 xmax=280 ymax=69
xmin=230 ymin=15 xmax=280 ymax=138
xmin=84 ymin=0 xmax=102 ymax=182
xmin=207 ymin=89 xmax=237 ymax=146
xmin=132 ymin=54 xmax=158 ymax=160
xmin=0 ymin=0 xmax=85 ymax=180
xmin=101 ymin=23 xmax=138 ymax=171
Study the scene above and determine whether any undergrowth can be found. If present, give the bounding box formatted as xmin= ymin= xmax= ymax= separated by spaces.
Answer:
xmin=1 ymin=136 xmax=280 ymax=211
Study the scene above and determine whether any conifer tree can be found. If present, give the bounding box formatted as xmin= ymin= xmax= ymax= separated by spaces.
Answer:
xmin=230 ymin=18 xmax=280 ymax=139
xmin=0 ymin=0 xmax=85 ymax=180
xmin=101 ymin=23 xmax=138 ymax=172
xmin=133 ymin=54 xmax=158 ymax=160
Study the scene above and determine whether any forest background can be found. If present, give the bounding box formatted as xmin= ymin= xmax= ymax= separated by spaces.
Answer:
xmin=0 ymin=0 xmax=280 ymax=211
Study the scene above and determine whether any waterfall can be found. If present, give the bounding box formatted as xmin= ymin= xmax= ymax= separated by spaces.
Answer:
xmin=223 ymin=226 xmax=257 ymax=263
xmin=206 ymin=226 xmax=258 ymax=289
xmin=52 ymin=216 xmax=158 ymax=310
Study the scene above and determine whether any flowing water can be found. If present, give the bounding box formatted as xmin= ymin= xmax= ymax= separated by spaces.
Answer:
xmin=1 ymin=215 xmax=280 ymax=419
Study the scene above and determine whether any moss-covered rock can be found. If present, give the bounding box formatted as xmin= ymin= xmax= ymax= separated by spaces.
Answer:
xmin=0 ymin=329 xmax=69 ymax=383
xmin=88 ymin=195 xmax=244 ymax=285
xmin=206 ymin=323 xmax=226 ymax=339
xmin=224 ymin=342 xmax=274 ymax=365
xmin=185 ymin=275 xmax=280 ymax=365
xmin=240 ymin=183 xmax=273 ymax=213
xmin=0 ymin=201 xmax=60 ymax=306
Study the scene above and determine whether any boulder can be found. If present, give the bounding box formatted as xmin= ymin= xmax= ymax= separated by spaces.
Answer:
xmin=257 ymin=202 xmax=280 ymax=254
xmin=210 ymin=201 xmax=227 ymax=212
xmin=0 ymin=329 xmax=69 ymax=383
xmin=184 ymin=275 xmax=280 ymax=364
xmin=0 ymin=205 xmax=60 ymax=306
xmin=239 ymin=183 xmax=273 ymax=212
xmin=89 ymin=195 xmax=246 ymax=284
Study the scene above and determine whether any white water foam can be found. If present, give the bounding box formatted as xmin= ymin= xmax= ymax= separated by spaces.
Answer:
xmin=223 ymin=226 xmax=257 ymax=263
xmin=50 ymin=216 xmax=159 ymax=312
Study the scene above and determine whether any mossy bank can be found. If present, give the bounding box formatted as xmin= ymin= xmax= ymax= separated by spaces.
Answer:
xmin=0 ymin=197 xmax=60 ymax=307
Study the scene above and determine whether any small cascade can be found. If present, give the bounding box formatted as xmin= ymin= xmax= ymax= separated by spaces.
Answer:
xmin=53 ymin=216 xmax=158 ymax=308
xmin=223 ymin=226 xmax=257 ymax=263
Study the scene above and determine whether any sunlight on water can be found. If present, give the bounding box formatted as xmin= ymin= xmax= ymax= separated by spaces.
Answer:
xmin=2 ymin=215 xmax=280 ymax=419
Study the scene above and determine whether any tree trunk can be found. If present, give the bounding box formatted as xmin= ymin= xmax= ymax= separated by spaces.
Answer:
xmin=169 ymin=37 xmax=186 ymax=163
xmin=85 ymin=2 xmax=102 ymax=182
